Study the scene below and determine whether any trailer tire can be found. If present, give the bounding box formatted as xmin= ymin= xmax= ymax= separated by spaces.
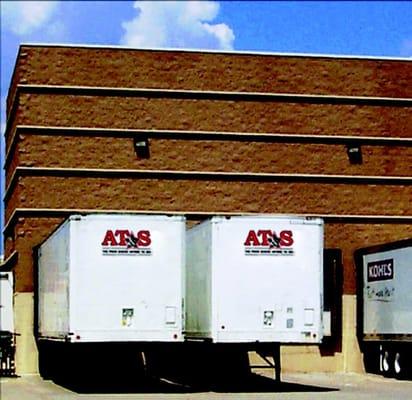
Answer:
xmin=38 ymin=347 xmax=51 ymax=379
xmin=38 ymin=341 xmax=55 ymax=380
xmin=362 ymin=343 xmax=380 ymax=374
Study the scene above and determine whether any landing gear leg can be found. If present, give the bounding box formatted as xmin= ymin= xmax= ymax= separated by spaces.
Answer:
xmin=273 ymin=343 xmax=281 ymax=382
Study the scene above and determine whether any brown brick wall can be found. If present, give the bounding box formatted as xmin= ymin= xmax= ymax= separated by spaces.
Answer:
xmin=7 ymin=176 xmax=411 ymax=219
xmin=11 ymin=95 xmax=411 ymax=145
xmin=9 ymin=134 xmax=412 ymax=178
xmin=5 ymin=183 xmax=21 ymax=222
xmin=4 ymin=235 xmax=16 ymax=259
xmin=5 ymin=142 xmax=20 ymax=187
xmin=4 ymin=46 xmax=411 ymax=297
xmin=9 ymin=46 xmax=412 ymax=101
xmin=12 ymin=218 xmax=64 ymax=291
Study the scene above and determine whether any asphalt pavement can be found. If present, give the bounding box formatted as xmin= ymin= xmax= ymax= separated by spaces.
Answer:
xmin=1 ymin=371 xmax=412 ymax=400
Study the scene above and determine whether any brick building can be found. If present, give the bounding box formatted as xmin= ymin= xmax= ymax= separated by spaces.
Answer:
xmin=2 ymin=44 xmax=412 ymax=374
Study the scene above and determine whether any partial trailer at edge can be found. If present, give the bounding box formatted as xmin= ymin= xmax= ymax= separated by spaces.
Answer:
xmin=0 ymin=271 xmax=17 ymax=376
xmin=355 ymin=238 xmax=412 ymax=379
xmin=0 ymin=272 xmax=14 ymax=335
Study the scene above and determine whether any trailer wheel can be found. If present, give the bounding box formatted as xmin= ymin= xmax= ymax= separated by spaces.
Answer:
xmin=363 ymin=343 xmax=381 ymax=374
xmin=38 ymin=341 xmax=55 ymax=380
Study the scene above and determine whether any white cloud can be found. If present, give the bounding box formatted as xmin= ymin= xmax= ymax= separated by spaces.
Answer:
xmin=2 ymin=1 xmax=60 ymax=35
xmin=120 ymin=1 xmax=235 ymax=50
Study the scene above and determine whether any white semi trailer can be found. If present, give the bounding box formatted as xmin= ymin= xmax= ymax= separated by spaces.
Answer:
xmin=355 ymin=239 xmax=412 ymax=379
xmin=35 ymin=214 xmax=185 ymax=380
xmin=186 ymin=216 xmax=324 ymax=343
xmin=185 ymin=216 xmax=325 ymax=381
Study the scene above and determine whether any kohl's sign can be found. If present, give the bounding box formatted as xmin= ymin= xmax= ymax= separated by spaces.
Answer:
xmin=367 ymin=259 xmax=394 ymax=282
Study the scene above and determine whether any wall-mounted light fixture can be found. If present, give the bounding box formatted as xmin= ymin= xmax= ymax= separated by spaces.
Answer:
xmin=133 ymin=137 xmax=150 ymax=159
xmin=346 ymin=143 xmax=362 ymax=165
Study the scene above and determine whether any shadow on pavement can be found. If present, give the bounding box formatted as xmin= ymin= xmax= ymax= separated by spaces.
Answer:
xmin=38 ymin=342 xmax=338 ymax=394
xmin=51 ymin=372 xmax=338 ymax=394
xmin=51 ymin=375 xmax=195 ymax=394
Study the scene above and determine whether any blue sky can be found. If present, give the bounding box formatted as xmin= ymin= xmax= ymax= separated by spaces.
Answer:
xmin=1 ymin=0 xmax=411 ymax=255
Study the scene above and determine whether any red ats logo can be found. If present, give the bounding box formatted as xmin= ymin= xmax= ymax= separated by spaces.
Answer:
xmin=244 ymin=230 xmax=294 ymax=256
xmin=101 ymin=229 xmax=152 ymax=256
